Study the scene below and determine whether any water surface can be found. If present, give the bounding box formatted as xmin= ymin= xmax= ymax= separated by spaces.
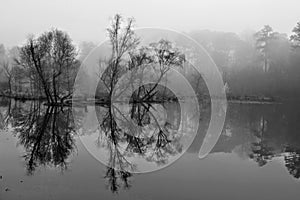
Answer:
xmin=0 ymin=99 xmax=300 ymax=200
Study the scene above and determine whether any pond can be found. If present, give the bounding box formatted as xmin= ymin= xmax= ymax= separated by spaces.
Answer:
xmin=0 ymin=98 xmax=300 ymax=200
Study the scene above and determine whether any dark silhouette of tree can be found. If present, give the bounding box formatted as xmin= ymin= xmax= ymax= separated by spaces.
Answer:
xmin=94 ymin=17 xmax=186 ymax=191
xmin=8 ymin=102 xmax=76 ymax=174
xmin=16 ymin=29 xmax=78 ymax=104
xmin=99 ymin=14 xmax=185 ymax=103
xmin=100 ymin=14 xmax=139 ymax=98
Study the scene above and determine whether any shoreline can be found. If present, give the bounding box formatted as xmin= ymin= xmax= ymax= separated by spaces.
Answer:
xmin=0 ymin=94 xmax=282 ymax=106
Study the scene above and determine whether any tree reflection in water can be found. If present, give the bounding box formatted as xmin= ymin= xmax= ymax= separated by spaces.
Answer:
xmin=248 ymin=116 xmax=300 ymax=178
xmin=96 ymin=100 xmax=182 ymax=193
xmin=249 ymin=117 xmax=274 ymax=167
xmin=230 ymin=105 xmax=300 ymax=180
xmin=2 ymin=100 xmax=300 ymax=193
xmin=1 ymin=97 xmax=184 ymax=193
xmin=6 ymin=101 xmax=76 ymax=175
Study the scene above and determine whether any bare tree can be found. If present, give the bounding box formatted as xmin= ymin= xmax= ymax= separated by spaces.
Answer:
xmin=17 ymin=29 xmax=78 ymax=104
xmin=101 ymin=14 xmax=185 ymax=103
xmin=101 ymin=14 xmax=139 ymax=98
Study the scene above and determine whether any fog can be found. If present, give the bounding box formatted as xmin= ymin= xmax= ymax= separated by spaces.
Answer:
xmin=1 ymin=0 xmax=300 ymax=46
xmin=2 ymin=2 xmax=300 ymax=199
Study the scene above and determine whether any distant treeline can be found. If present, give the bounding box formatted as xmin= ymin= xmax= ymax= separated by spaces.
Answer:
xmin=1 ymin=17 xmax=300 ymax=102
xmin=190 ymin=23 xmax=300 ymax=100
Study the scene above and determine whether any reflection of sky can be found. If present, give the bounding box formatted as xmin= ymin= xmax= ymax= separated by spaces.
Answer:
xmin=1 ymin=131 xmax=300 ymax=200
xmin=1 ymin=102 xmax=300 ymax=199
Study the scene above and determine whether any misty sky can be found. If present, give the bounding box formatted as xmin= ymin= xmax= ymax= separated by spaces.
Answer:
xmin=1 ymin=0 xmax=300 ymax=47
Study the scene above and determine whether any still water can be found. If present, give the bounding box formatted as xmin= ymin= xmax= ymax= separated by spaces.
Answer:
xmin=0 ymin=98 xmax=300 ymax=200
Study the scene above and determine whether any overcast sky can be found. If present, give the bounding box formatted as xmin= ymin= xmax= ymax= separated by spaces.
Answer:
xmin=1 ymin=0 xmax=300 ymax=47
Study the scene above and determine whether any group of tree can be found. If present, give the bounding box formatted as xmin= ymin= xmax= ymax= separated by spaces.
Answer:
xmin=96 ymin=14 xmax=185 ymax=103
xmin=2 ymin=16 xmax=300 ymax=103
xmin=0 ymin=29 xmax=80 ymax=104
xmin=190 ymin=22 xmax=300 ymax=100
